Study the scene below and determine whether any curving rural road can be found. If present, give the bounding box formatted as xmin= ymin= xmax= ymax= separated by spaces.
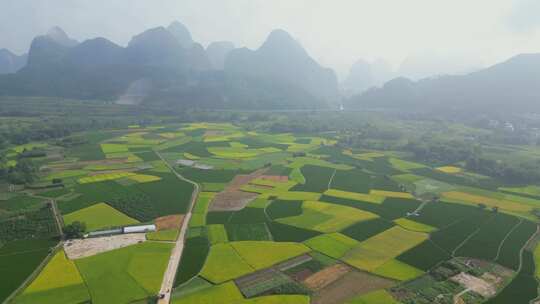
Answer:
xmin=156 ymin=152 xmax=200 ymax=304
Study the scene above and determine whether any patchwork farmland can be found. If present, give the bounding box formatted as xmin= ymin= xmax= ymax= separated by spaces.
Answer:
xmin=1 ymin=121 xmax=540 ymax=304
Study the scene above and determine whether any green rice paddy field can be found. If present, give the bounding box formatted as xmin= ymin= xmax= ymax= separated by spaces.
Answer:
xmin=4 ymin=122 xmax=540 ymax=304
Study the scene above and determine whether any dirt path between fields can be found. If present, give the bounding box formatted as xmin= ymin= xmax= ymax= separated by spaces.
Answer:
xmin=28 ymin=194 xmax=64 ymax=238
xmin=156 ymin=151 xmax=199 ymax=304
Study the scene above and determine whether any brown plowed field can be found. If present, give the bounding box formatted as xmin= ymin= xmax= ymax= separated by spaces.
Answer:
xmin=312 ymin=271 xmax=395 ymax=304
xmin=210 ymin=168 xmax=267 ymax=211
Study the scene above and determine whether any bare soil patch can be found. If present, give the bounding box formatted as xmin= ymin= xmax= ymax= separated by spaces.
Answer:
xmin=303 ymin=264 xmax=351 ymax=291
xmin=210 ymin=168 xmax=267 ymax=211
xmin=450 ymin=272 xmax=496 ymax=297
xmin=291 ymin=269 xmax=314 ymax=282
xmin=64 ymin=233 xmax=146 ymax=259
xmin=312 ymin=270 xmax=395 ymax=304
xmin=155 ymin=214 xmax=184 ymax=230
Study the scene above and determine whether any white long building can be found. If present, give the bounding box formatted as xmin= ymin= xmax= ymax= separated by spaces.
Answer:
xmin=123 ymin=224 xmax=156 ymax=234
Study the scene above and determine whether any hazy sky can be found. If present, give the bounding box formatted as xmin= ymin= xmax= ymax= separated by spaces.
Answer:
xmin=1 ymin=0 xmax=540 ymax=79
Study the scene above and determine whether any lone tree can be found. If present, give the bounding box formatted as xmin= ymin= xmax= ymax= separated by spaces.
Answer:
xmin=64 ymin=221 xmax=86 ymax=239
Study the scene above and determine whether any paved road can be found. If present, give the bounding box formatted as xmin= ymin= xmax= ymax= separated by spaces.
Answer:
xmin=156 ymin=152 xmax=200 ymax=304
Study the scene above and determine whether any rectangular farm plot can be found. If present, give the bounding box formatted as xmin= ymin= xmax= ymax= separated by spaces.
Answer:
xmin=430 ymin=209 xmax=494 ymax=253
xmin=388 ymin=158 xmax=426 ymax=171
xmin=436 ymin=166 xmax=462 ymax=174
xmin=342 ymin=218 xmax=395 ymax=242
xmin=345 ymin=290 xmax=400 ymax=304
xmin=302 ymin=263 xmax=351 ymax=291
xmin=174 ymin=236 xmax=210 ymax=287
xmin=369 ymin=190 xmax=414 ymax=199
xmin=394 ymin=218 xmax=437 ymax=233
xmin=396 ymin=240 xmax=451 ymax=271
xmin=244 ymin=295 xmax=311 ymax=303
xmin=172 ymin=281 xmax=243 ymax=304
xmin=260 ymin=191 xmax=321 ymax=201
xmin=78 ymin=172 xmax=135 ymax=184
xmin=100 ymin=143 xmax=129 ymax=154
xmin=311 ymin=271 xmax=395 ymax=304
xmin=276 ymin=201 xmax=378 ymax=233
xmin=193 ymin=192 xmax=215 ymax=214
xmin=329 ymin=168 xmax=372 ymax=193
xmin=200 ymin=243 xmax=255 ymax=283
xmin=207 ymin=146 xmax=269 ymax=159
xmin=16 ymin=250 xmax=90 ymax=304
xmin=0 ymin=239 xmax=58 ymax=303
xmin=134 ymin=172 xmax=194 ymax=215
xmin=371 ymin=259 xmax=424 ymax=281
xmin=324 ymin=189 xmax=385 ymax=204
xmin=207 ymin=224 xmax=229 ymax=244
xmin=413 ymin=200 xmax=480 ymax=228
xmin=235 ymin=268 xmax=305 ymax=298
xmin=441 ymin=191 xmax=532 ymax=214
xmin=496 ymin=220 xmax=537 ymax=270
xmin=499 ymin=185 xmax=540 ymax=198
xmin=226 ymin=223 xmax=272 ymax=241
xmin=455 ymin=213 xmax=520 ymax=261
xmin=290 ymin=165 xmax=336 ymax=193
xmin=75 ymin=241 xmax=172 ymax=304
xmin=343 ymin=226 xmax=428 ymax=271
xmin=63 ymin=202 xmax=139 ymax=231
xmin=127 ymin=174 xmax=162 ymax=183
xmin=231 ymin=241 xmax=311 ymax=270
xmin=305 ymin=233 xmax=359 ymax=259
xmin=287 ymin=157 xmax=353 ymax=170
xmin=146 ymin=229 xmax=179 ymax=241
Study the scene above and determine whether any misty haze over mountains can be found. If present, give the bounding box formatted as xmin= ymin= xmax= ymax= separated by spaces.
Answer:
xmin=0 ymin=20 xmax=539 ymax=113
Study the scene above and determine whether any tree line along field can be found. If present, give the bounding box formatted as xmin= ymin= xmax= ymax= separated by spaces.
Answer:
xmin=1 ymin=122 xmax=540 ymax=304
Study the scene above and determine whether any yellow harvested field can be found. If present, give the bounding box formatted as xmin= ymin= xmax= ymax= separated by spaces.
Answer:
xmin=23 ymin=250 xmax=85 ymax=293
xmin=128 ymin=174 xmax=162 ymax=183
xmin=394 ymin=218 xmax=437 ymax=233
xmin=324 ymin=189 xmax=385 ymax=204
xmin=78 ymin=172 xmax=135 ymax=184
xmin=436 ymin=166 xmax=462 ymax=174
xmin=372 ymin=259 xmax=424 ymax=281
xmin=100 ymin=143 xmax=128 ymax=154
xmin=343 ymin=226 xmax=428 ymax=271
xmin=278 ymin=201 xmax=378 ymax=233
xmin=344 ymin=151 xmax=386 ymax=161
xmin=442 ymin=191 xmax=532 ymax=213
xmin=369 ymin=190 xmax=414 ymax=199
xmin=388 ymin=158 xmax=426 ymax=171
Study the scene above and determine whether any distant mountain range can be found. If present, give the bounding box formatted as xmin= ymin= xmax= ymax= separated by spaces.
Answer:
xmin=346 ymin=53 xmax=540 ymax=112
xmin=0 ymin=22 xmax=337 ymax=109
xmin=1 ymin=22 xmax=539 ymax=112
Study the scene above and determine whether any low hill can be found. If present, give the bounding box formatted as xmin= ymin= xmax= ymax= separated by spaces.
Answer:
xmin=347 ymin=53 xmax=540 ymax=113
